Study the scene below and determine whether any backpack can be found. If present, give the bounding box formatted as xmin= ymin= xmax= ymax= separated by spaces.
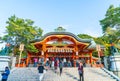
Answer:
xmin=59 ymin=62 xmax=63 ymax=68
xmin=78 ymin=66 xmax=83 ymax=74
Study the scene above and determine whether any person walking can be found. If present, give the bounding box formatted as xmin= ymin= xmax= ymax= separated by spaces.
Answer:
xmin=38 ymin=63 xmax=45 ymax=81
xmin=51 ymin=60 xmax=54 ymax=70
xmin=59 ymin=60 xmax=63 ymax=76
xmin=1 ymin=67 xmax=10 ymax=81
xmin=34 ymin=57 xmax=38 ymax=67
xmin=78 ymin=62 xmax=84 ymax=81
xmin=54 ymin=59 xmax=58 ymax=73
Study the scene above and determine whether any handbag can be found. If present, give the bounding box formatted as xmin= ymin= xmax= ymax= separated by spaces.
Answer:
xmin=79 ymin=70 xmax=82 ymax=74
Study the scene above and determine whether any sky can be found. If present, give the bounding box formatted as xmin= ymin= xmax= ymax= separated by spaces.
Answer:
xmin=0 ymin=0 xmax=120 ymax=49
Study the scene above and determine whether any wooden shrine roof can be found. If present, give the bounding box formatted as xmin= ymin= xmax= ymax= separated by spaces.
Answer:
xmin=30 ymin=31 xmax=96 ymax=50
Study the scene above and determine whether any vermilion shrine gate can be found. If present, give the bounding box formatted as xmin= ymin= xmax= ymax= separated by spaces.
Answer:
xmin=20 ymin=27 xmax=98 ymax=67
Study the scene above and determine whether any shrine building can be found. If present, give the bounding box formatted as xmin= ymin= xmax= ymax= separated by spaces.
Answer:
xmin=26 ymin=27 xmax=97 ymax=67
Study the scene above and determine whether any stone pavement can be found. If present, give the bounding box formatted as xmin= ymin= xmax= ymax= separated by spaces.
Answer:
xmin=8 ymin=67 xmax=39 ymax=81
xmin=42 ymin=67 xmax=116 ymax=81
xmin=7 ymin=67 xmax=116 ymax=81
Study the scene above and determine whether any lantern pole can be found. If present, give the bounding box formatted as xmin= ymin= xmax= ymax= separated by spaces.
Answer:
xmin=18 ymin=44 xmax=24 ymax=67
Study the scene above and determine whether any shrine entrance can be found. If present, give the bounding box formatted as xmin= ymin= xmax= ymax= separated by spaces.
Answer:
xmin=26 ymin=27 xmax=97 ymax=67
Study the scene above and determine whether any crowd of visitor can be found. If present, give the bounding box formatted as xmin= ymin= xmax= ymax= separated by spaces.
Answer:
xmin=34 ymin=57 xmax=86 ymax=81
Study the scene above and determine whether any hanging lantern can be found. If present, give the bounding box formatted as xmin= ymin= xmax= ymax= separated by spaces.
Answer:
xmin=54 ymin=49 xmax=56 ymax=52
xmin=49 ymin=48 xmax=51 ymax=52
xmin=76 ymin=51 xmax=78 ymax=55
xmin=63 ymin=49 xmax=64 ymax=52
xmin=66 ymin=49 xmax=67 ymax=52
xmin=51 ymin=49 xmax=52 ymax=52
xmin=48 ymin=49 xmax=49 ymax=52
xmin=60 ymin=49 xmax=62 ymax=52
xmin=58 ymin=49 xmax=60 ymax=52
xmin=67 ymin=49 xmax=69 ymax=52
xmin=70 ymin=50 xmax=72 ymax=53
xmin=52 ymin=49 xmax=54 ymax=52
xmin=41 ymin=51 xmax=44 ymax=55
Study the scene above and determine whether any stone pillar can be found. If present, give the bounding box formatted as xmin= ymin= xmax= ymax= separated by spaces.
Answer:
xmin=110 ymin=54 xmax=120 ymax=77
xmin=0 ymin=56 xmax=11 ymax=71
xmin=103 ymin=56 xmax=108 ymax=69
xmin=11 ymin=56 xmax=16 ymax=69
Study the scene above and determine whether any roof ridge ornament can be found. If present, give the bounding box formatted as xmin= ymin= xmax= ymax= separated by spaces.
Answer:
xmin=54 ymin=27 xmax=66 ymax=32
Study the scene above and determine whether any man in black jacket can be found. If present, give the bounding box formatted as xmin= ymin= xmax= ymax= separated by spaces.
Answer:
xmin=38 ymin=63 xmax=44 ymax=81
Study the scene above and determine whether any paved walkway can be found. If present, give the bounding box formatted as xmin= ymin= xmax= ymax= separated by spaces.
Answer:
xmin=7 ymin=67 xmax=116 ymax=81
xmin=8 ymin=67 xmax=39 ymax=81
xmin=42 ymin=67 xmax=116 ymax=81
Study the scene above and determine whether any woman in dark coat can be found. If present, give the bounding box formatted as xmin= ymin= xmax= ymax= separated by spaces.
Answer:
xmin=78 ymin=62 xmax=84 ymax=81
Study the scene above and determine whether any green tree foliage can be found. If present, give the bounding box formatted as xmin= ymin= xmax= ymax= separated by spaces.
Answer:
xmin=77 ymin=34 xmax=93 ymax=39
xmin=77 ymin=34 xmax=98 ymax=57
xmin=100 ymin=5 xmax=120 ymax=33
xmin=77 ymin=34 xmax=101 ymax=45
xmin=2 ymin=15 xmax=43 ymax=56
xmin=77 ymin=33 xmax=111 ymax=56
xmin=100 ymin=5 xmax=120 ymax=56
xmin=97 ymin=35 xmax=111 ymax=56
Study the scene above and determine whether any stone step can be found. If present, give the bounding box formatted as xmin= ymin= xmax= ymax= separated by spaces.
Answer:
xmin=7 ymin=67 xmax=116 ymax=81
xmin=42 ymin=67 xmax=116 ymax=81
xmin=8 ymin=67 xmax=39 ymax=81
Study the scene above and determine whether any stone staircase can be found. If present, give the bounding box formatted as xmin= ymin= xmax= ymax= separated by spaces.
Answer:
xmin=8 ymin=67 xmax=39 ymax=81
xmin=7 ymin=67 xmax=117 ymax=81
xmin=42 ymin=67 xmax=116 ymax=81
xmin=84 ymin=68 xmax=116 ymax=81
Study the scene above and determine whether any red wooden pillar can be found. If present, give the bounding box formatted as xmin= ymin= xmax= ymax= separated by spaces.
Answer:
xmin=26 ymin=53 xmax=31 ymax=66
xmin=72 ymin=52 xmax=74 ymax=60
xmin=89 ymin=52 xmax=92 ymax=66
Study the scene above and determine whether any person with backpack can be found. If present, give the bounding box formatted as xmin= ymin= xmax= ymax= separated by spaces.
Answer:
xmin=1 ymin=67 xmax=10 ymax=81
xmin=78 ymin=61 xmax=84 ymax=81
xmin=59 ymin=60 xmax=63 ymax=76
xmin=38 ymin=63 xmax=45 ymax=81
